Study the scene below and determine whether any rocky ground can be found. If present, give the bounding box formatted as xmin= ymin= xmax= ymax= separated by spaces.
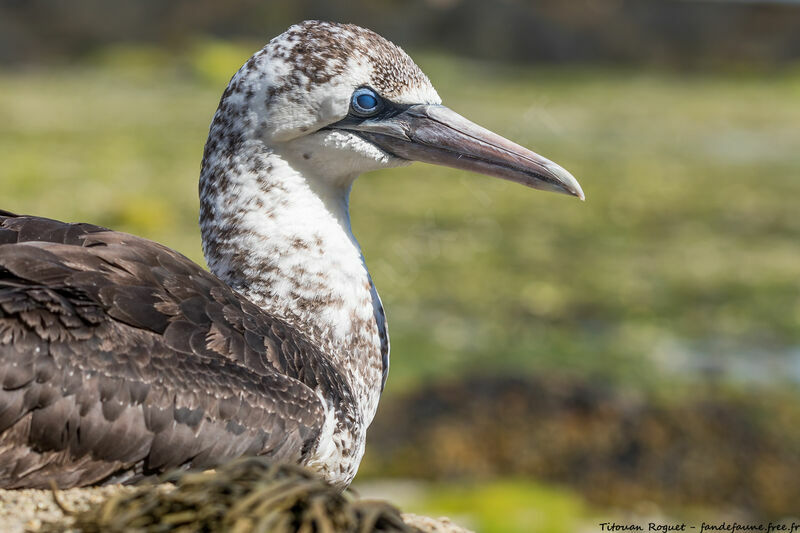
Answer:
xmin=0 ymin=485 xmax=135 ymax=533
xmin=0 ymin=487 xmax=471 ymax=533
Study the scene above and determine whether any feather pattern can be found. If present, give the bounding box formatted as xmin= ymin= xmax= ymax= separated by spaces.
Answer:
xmin=0 ymin=213 xmax=358 ymax=488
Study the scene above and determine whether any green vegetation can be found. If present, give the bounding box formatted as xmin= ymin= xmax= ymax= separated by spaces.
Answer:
xmin=362 ymin=376 xmax=800 ymax=519
xmin=2 ymin=42 xmax=799 ymax=531
xmin=4 ymin=42 xmax=799 ymax=390
xmin=403 ymin=479 xmax=593 ymax=533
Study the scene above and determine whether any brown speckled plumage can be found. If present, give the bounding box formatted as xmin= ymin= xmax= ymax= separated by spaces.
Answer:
xmin=265 ymin=21 xmax=432 ymax=100
xmin=0 ymin=211 xmax=360 ymax=488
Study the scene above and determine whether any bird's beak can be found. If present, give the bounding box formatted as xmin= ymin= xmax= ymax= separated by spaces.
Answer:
xmin=334 ymin=104 xmax=583 ymax=200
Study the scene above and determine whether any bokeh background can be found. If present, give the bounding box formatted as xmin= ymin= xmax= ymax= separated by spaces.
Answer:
xmin=2 ymin=1 xmax=800 ymax=531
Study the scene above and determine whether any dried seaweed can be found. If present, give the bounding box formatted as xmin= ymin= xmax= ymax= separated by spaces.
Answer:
xmin=44 ymin=458 xmax=417 ymax=533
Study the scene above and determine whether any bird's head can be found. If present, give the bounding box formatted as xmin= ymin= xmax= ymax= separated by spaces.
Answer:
xmin=211 ymin=20 xmax=583 ymax=199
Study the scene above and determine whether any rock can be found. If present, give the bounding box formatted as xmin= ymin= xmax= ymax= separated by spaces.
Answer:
xmin=403 ymin=513 xmax=475 ymax=533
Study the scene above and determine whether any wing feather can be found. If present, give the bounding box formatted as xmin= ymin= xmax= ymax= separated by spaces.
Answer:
xmin=0 ymin=212 xmax=352 ymax=488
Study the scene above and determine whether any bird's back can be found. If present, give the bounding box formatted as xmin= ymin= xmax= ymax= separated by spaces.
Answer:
xmin=0 ymin=211 xmax=350 ymax=488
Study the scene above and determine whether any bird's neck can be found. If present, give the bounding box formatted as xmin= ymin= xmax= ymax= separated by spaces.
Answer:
xmin=198 ymin=126 xmax=387 ymax=427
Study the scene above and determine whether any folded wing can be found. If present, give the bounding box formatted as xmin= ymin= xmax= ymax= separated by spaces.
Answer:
xmin=0 ymin=212 xmax=352 ymax=488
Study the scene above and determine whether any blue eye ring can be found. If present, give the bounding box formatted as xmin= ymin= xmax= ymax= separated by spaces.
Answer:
xmin=350 ymin=87 xmax=381 ymax=116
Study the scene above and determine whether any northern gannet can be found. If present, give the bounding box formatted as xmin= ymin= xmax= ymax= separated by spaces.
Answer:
xmin=0 ymin=20 xmax=582 ymax=489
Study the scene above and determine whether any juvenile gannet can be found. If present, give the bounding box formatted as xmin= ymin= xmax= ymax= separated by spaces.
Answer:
xmin=0 ymin=20 xmax=582 ymax=489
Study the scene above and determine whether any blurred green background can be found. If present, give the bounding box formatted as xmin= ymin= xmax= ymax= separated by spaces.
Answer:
xmin=2 ymin=1 xmax=800 ymax=531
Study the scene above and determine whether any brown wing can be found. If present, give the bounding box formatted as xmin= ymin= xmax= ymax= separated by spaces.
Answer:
xmin=0 ymin=212 xmax=354 ymax=488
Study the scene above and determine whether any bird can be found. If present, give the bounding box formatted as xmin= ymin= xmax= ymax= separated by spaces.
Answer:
xmin=0 ymin=20 xmax=583 ymax=489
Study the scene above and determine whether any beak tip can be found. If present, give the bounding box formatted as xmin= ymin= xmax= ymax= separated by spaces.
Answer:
xmin=544 ymin=161 xmax=584 ymax=202
xmin=572 ymin=183 xmax=586 ymax=201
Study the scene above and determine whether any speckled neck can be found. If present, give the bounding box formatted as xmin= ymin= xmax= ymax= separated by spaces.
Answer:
xmin=192 ymin=18 xmax=443 ymax=483
xmin=198 ymin=96 xmax=388 ymax=434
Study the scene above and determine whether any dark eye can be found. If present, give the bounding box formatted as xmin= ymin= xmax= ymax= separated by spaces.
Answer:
xmin=351 ymin=87 xmax=381 ymax=116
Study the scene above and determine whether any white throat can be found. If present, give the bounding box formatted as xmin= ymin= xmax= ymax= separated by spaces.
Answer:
xmin=199 ymin=131 xmax=389 ymax=429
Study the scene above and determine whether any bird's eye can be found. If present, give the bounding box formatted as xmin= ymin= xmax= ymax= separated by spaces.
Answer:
xmin=351 ymin=88 xmax=381 ymax=116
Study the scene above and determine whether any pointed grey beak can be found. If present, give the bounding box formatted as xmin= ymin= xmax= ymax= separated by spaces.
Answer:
xmin=334 ymin=104 xmax=583 ymax=200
